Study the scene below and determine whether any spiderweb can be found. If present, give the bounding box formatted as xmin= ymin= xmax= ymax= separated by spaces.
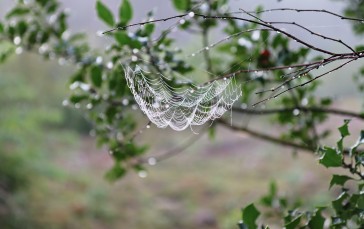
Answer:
xmin=125 ymin=66 xmax=242 ymax=131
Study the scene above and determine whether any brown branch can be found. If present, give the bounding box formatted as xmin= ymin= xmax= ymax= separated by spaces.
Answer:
xmin=217 ymin=119 xmax=314 ymax=152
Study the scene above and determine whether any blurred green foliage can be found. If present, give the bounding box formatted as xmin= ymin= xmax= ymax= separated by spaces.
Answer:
xmin=239 ymin=121 xmax=364 ymax=228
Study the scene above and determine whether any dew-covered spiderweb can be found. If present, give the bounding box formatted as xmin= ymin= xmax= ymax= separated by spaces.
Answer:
xmin=116 ymin=3 xmax=359 ymax=132
xmin=125 ymin=66 xmax=242 ymax=131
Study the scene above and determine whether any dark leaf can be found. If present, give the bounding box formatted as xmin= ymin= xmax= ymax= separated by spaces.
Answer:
xmin=329 ymin=175 xmax=352 ymax=189
xmin=90 ymin=65 xmax=103 ymax=88
xmin=96 ymin=1 xmax=115 ymax=27
xmin=338 ymin=119 xmax=350 ymax=138
xmin=308 ymin=209 xmax=325 ymax=229
xmin=319 ymin=147 xmax=342 ymax=168
xmin=119 ymin=0 xmax=133 ymax=24
xmin=172 ymin=0 xmax=189 ymax=11
xmin=284 ymin=215 xmax=302 ymax=229
xmin=242 ymin=204 xmax=260 ymax=229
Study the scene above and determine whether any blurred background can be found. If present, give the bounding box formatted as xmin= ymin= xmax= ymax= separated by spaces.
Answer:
xmin=0 ymin=0 xmax=363 ymax=228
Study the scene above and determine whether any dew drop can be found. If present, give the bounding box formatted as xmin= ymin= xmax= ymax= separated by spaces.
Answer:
xmin=148 ymin=157 xmax=157 ymax=166
xmin=96 ymin=56 xmax=103 ymax=64
xmin=223 ymin=77 xmax=227 ymax=81
xmin=138 ymin=170 xmax=148 ymax=178
xmin=179 ymin=19 xmax=186 ymax=25
xmin=122 ymin=99 xmax=129 ymax=106
xmin=191 ymin=53 xmax=196 ymax=57
xmin=131 ymin=55 xmax=138 ymax=62
xmin=13 ymin=36 xmax=21 ymax=45
xmin=188 ymin=11 xmax=195 ymax=18
xmin=62 ymin=99 xmax=69 ymax=106
xmin=15 ymin=47 xmax=23 ymax=55
xmin=146 ymin=125 xmax=151 ymax=129
xmin=107 ymin=62 xmax=114 ymax=69
xmin=86 ymin=103 xmax=93 ymax=109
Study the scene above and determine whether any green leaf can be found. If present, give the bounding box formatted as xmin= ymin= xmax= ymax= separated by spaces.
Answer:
xmin=90 ymin=65 xmax=103 ymax=88
xmin=355 ymin=45 xmax=364 ymax=52
xmin=119 ymin=0 xmax=133 ymax=24
xmin=114 ymin=31 xmax=131 ymax=46
xmin=0 ymin=23 xmax=4 ymax=33
xmin=329 ymin=175 xmax=352 ymax=189
xmin=338 ymin=119 xmax=350 ymax=138
xmin=6 ymin=7 xmax=30 ymax=19
xmin=172 ymin=0 xmax=189 ymax=11
xmin=96 ymin=1 xmax=115 ymax=27
xmin=105 ymin=163 xmax=126 ymax=181
xmin=242 ymin=204 xmax=260 ymax=229
xmin=285 ymin=215 xmax=302 ymax=229
xmin=319 ymin=147 xmax=342 ymax=168
xmin=308 ymin=209 xmax=325 ymax=229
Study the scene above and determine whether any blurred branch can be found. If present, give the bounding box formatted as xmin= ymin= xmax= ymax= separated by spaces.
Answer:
xmin=232 ymin=106 xmax=364 ymax=120
xmin=218 ymin=119 xmax=315 ymax=152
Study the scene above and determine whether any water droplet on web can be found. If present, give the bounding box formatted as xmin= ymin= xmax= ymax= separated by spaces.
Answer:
xmin=293 ymin=108 xmax=300 ymax=116
xmin=288 ymin=67 xmax=292 ymax=70
xmin=132 ymin=48 xmax=139 ymax=54
xmin=188 ymin=11 xmax=195 ymax=18
xmin=223 ymin=77 xmax=227 ymax=81
xmin=205 ymin=47 xmax=209 ymax=50
xmin=146 ymin=125 xmax=151 ymax=129
xmin=86 ymin=103 xmax=93 ymax=109
xmin=281 ymin=85 xmax=285 ymax=89
xmin=138 ymin=170 xmax=148 ymax=178
xmin=148 ymin=157 xmax=157 ymax=166
xmin=179 ymin=19 xmax=186 ymax=25
xmin=165 ymin=104 xmax=170 ymax=108
xmin=191 ymin=53 xmax=196 ymax=57
xmin=276 ymin=31 xmax=281 ymax=34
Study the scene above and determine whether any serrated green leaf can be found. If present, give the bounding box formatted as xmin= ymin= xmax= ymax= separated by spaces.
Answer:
xmin=319 ymin=147 xmax=342 ymax=168
xmin=90 ymin=65 xmax=103 ymax=88
xmin=338 ymin=119 xmax=350 ymax=138
xmin=329 ymin=175 xmax=352 ymax=189
xmin=172 ymin=0 xmax=189 ymax=11
xmin=242 ymin=204 xmax=260 ymax=229
xmin=96 ymin=1 xmax=115 ymax=27
xmin=285 ymin=215 xmax=302 ymax=229
xmin=308 ymin=208 xmax=325 ymax=229
xmin=119 ymin=0 xmax=133 ymax=24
